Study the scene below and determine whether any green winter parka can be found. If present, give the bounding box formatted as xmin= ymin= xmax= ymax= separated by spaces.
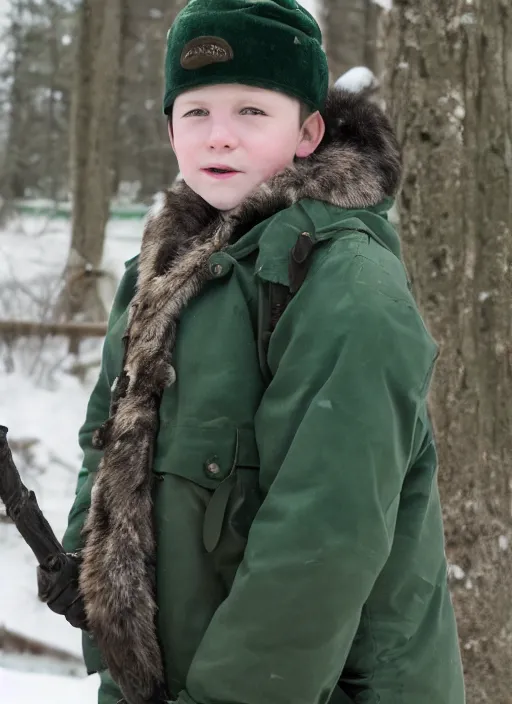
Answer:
xmin=62 ymin=91 xmax=465 ymax=704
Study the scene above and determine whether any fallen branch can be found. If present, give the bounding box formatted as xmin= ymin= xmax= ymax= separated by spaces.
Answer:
xmin=0 ymin=625 xmax=83 ymax=664
xmin=0 ymin=320 xmax=107 ymax=338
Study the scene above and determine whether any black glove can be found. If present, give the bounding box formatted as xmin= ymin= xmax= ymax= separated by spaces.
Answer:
xmin=37 ymin=551 xmax=88 ymax=630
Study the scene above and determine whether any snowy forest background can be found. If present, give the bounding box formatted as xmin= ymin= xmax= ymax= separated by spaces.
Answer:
xmin=0 ymin=0 xmax=511 ymax=702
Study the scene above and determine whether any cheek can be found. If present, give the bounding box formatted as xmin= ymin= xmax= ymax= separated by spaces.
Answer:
xmin=255 ymin=134 xmax=298 ymax=176
xmin=172 ymin=133 xmax=197 ymax=170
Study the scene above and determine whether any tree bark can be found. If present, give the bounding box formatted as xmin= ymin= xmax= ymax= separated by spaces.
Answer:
xmin=46 ymin=0 xmax=61 ymax=202
xmin=0 ymin=0 xmax=27 ymax=222
xmin=382 ymin=2 xmax=512 ymax=701
xmin=320 ymin=0 xmax=381 ymax=80
xmin=61 ymin=0 xmax=124 ymax=323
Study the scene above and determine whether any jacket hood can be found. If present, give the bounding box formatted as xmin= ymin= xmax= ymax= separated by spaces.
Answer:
xmin=305 ymin=87 xmax=402 ymax=208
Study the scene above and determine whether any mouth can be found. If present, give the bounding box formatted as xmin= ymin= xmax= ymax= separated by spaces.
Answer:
xmin=201 ymin=166 xmax=241 ymax=180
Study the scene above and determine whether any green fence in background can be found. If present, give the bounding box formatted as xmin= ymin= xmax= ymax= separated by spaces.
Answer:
xmin=14 ymin=200 xmax=149 ymax=220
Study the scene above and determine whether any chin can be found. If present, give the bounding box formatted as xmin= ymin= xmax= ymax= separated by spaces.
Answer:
xmin=202 ymin=193 xmax=246 ymax=211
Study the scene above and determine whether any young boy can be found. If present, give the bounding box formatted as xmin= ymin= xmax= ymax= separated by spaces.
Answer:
xmin=42 ymin=1 xmax=465 ymax=703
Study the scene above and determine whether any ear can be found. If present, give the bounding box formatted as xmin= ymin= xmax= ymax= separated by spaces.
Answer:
xmin=167 ymin=118 xmax=175 ymax=152
xmin=295 ymin=111 xmax=325 ymax=158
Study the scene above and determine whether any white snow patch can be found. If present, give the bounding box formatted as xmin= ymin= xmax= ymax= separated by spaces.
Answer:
xmin=0 ymin=667 xmax=100 ymax=704
xmin=448 ymin=564 xmax=465 ymax=580
xmin=464 ymin=638 xmax=479 ymax=651
xmin=335 ymin=67 xmax=377 ymax=94
xmin=0 ymin=651 xmax=83 ymax=679
xmin=371 ymin=0 xmax=392 ymax=10
xmin=453 ymin=105 xmax=465 ymax=120
xmin=499 ymin=535 xmax=508 ymax=551
xmin=478 ymin=291 xmax=491 ymax=302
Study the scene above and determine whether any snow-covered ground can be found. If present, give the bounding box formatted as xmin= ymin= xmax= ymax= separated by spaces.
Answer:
xmin=0 ymin=212 xmax=144 ymax=700
xmin=1 ymin=666 xmax=100 ymax=704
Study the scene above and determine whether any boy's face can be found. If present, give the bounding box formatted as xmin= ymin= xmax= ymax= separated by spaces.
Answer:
xmin=170 ymin=83 xmax=325 ymax=211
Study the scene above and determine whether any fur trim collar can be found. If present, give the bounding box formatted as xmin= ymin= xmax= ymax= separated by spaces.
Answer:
xmin=79 ymin=89 xmax=401 ymax=703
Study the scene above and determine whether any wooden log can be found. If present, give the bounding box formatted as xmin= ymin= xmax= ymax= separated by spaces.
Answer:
xmin=0 ymin=320 xmax=107 ymax=338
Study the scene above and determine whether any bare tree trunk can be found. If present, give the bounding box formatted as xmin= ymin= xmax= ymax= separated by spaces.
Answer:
xmin=382 ymin=2 xmax=512 ymax=701
xmin=0 ymin=0 xmax=27 ymax=223
xmin=46 ymin=0 xmax=60 ymax=202
xmin=363 ymin=1 xmax=382 ymax=77
xmin=60 ymin=0 xmax=124 ymax=323
xmin=320 ymin=0 xmax=381 ymax=80
xmin=158 ymin=0 xmax=187 ymax=187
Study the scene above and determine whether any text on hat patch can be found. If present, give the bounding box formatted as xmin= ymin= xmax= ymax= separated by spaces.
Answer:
xmin=180 ymin=36 xmax=234 ymax=70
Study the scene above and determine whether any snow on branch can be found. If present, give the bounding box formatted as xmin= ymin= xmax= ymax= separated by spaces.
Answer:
xmin=371 ymin=0 xmax=393 ymax=9
xmin=334 ymin=67 xmax=378 ymax=94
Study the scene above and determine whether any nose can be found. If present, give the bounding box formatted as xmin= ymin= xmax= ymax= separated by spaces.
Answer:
xmin=207 ymin=120 xmax=239 ymax=150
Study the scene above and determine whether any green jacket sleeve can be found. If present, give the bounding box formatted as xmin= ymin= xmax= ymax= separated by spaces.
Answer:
xmin=179 ymin=249 xmax=438 ymax=704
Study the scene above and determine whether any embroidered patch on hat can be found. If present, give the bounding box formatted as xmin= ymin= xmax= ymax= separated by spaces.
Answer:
xmin=180 ymin=36 xmax=234 ymax=70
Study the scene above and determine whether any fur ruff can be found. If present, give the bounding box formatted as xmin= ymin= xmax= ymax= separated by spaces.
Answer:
xmin=79 ymin=89 xmax=401 ymax=704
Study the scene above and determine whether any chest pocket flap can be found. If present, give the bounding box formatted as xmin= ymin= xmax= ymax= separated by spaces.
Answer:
xmin=153 ymin=424 xmax=259 ymax=487
xmin=153 ymin=424 xmax=261 ymax=557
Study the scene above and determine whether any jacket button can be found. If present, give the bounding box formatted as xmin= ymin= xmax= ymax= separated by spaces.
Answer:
xmin=205 ymin=461 xmax=221 ymax=475
xmin=210 ymin=263 xmax=223 ymax=277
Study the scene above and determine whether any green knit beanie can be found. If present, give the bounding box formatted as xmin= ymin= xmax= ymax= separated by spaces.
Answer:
xmin=163 ymin=0 xmax=329 ymax=114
